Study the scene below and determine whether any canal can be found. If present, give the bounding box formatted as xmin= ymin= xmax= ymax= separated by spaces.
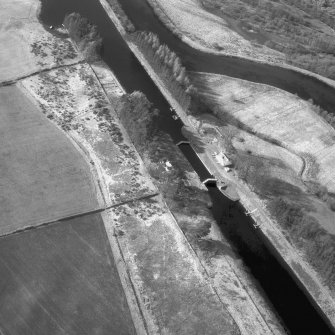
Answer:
xmin=120 ymin=0 xmax=335 ymax=114
xmin=40 ymin=0 xmax=335 ymax=333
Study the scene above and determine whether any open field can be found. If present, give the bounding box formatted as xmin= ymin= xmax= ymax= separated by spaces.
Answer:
xmin=0 ymin=85 xmax=98 ymax=236
xmin=192 ymin=72 xmax=335 ymax=193
xmin=0 ymin=213 xmax=135 ymax=335
xmin=21 ymin=63 xmax=157 ymax=205
xmin=0 ymin=0 xmax=81 ymax=83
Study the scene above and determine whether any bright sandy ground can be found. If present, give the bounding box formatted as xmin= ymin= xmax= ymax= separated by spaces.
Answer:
xmin=0 ymin=0 xmax=81 ymax=82
xmin=148 ymin=0 xmax=284 ymax=62
xmin=193 ymin=72 xmax=335 ymax=193
xmin=0 ymin=85 xmax=99 ymax=235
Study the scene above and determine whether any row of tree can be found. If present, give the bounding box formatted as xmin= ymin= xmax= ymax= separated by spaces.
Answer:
xmin=131 ymin=31 xmax=196 ymax=111
xmin=63 ymin=13 xmax=102 ymax=61
xmin=308 ymin=99 xmax=335 ymax=127
xmin=107 ymin=0 xmax=135 ymax=33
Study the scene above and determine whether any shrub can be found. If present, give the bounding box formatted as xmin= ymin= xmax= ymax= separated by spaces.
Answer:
xmin=268 ymin=197 xmax=335 ymax=289
xmin=63 ymin=13 xmax=102 ymax=61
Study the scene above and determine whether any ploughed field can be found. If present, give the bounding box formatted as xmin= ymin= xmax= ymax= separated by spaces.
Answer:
xmin=0 ymin=85 xmax=99 ymax=235
xmin=0 ymin=213 xmax=135 ymax=335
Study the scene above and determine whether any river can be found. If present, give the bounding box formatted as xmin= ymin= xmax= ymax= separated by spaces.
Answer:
xmin=40 ymin=0 xmax=335 ymax=333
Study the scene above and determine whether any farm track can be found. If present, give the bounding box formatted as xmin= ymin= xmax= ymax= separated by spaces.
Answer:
xmin=0 ymin=191 xmax=159 ymax=240
xmin=0 ymin=59 xmax=86 ymax=87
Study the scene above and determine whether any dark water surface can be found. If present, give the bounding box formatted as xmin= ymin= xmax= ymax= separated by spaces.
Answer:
xmin=39 ymin=0 xmax=335 ymax=333
xmin=120 ymin=0 xmax=335 ymax=114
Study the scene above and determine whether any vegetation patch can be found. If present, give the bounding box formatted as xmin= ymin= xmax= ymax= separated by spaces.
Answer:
xmin=200 ymin=0 xmax=335 ymax=78
xmin=268 ymin=198 xmax=335 ymax=291
xmin=64 ymin=13 xmax=102 ymax=61
xmin=106 ymin=0 xmax=135 ymax=33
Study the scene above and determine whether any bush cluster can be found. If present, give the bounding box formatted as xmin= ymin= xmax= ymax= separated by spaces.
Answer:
xmin=63 ymin=13 xmax=102 ymax=61
xmin=116 ymin=91 xmax=158 ymax=151
xmin=106 ymin=0 xmax=135 ymax=33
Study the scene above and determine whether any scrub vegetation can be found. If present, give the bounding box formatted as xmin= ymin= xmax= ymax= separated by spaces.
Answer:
xmin=0 ymin=0 xmax=82 ymax=82
xmin=200 ymin=0 xmax=335 ymax=78
xmin=64 ymin=13 xmax=102 ymax=61
xmin=106 ymin=0 xmax=135 ymax=32
xmin=268 ymin=198 xmax=335 ymax=290
xmin=22 ymin=63 xmax=157 ymax=205
xmin=116 ymin=91 xmax=158 ymax=150
xmin=131 ymin=31 xmax=196 ymax=110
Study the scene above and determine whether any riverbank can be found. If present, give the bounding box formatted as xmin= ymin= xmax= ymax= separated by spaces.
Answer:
xmin=145 ymin=0 xmax=284 ymax=63
xmin=143 ymin=0 xmax=335 ymax=92
xmin=98 ymin=1 xmax=335 ymax=328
